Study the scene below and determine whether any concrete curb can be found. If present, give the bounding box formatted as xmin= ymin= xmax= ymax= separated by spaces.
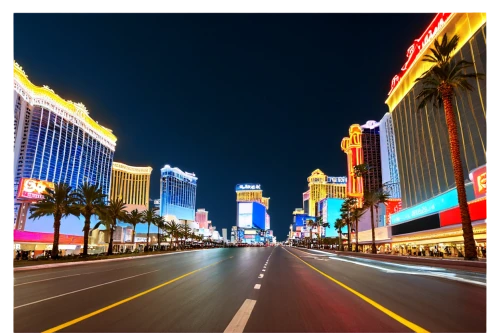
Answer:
xmin=296 ymin=248 xmax=486 ymax=268
xmin=13 ymin=249 xmax=206 ymax=272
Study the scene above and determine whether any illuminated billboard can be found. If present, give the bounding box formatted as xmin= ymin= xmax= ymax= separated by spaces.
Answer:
xmin=265 ymin=213 xmax=270 ymax=230
xmin=238 ymin=202 xmax=253 ymax=228
xmin=236 ymin=184 xmax=261 ymax=191
xmin=17 ymin=178 xmax=55 ymax=201
xmin=237 ymin=202 xmax=266 ymax=229
xmin=469 ymin=165 xmax=486 ymax=199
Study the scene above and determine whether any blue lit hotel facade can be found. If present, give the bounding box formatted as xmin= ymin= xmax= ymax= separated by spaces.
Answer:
xmin=160 ymin=165 xmax=198 ymax=222
xmin=14 ymin=62 xmax=116 ymax=231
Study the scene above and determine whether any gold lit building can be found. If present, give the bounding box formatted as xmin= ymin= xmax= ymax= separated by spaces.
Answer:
xmin=110 ymin=162 xmax=153 ymax=211
xmin=307 ymin=169 xmax=346 ymax=216
xmin=235 ymin=183 xmax=270 ymax=210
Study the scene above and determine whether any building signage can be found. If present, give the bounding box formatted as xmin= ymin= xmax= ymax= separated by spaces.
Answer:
xmin=388 ymin=13 xmax=452 ymax=95
xmin=327 ymin=176 xmax=347 ymax=184
xmin=235 ymin=183 xmax=261 ymax=191
xmin=390 ymin=189 xmax=458 ymax=225
xmin=385 ymin=199 xmax=402 ymax=225
xmin=469 ymin=165 xmax=486 ymax=198
xmin=17 ymin=178 xmax=55 ymax=201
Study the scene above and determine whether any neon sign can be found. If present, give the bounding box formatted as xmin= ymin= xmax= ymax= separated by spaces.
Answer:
xmin=327 ymin=176 xmax=347 ymax=184
xmin=235 ymin=184 xmax=261 ymax=191
xmin=469 ymin=165 xmax=486 ymax=198
xmin=388 ymin=13 xmax=452 ymax=95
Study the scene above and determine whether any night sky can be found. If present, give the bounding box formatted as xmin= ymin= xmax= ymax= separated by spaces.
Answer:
xmin=14 ymin=13 xmax=436 ymax=240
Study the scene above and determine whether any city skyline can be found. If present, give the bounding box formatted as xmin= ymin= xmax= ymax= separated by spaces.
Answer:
xmin=14 ymin=13 xmax=443 ymax=239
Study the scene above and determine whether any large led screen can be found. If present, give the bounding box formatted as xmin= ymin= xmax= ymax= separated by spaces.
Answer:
xmin=252 ymin=202 xmax=266 ymax=230
xmin=237 ymin=202 xmax=253 ymax=228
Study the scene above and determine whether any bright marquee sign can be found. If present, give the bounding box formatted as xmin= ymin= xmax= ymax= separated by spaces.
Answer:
xmin=235 ymin=183 xmax=261 ymax=191
xmin=388 ymin=13 xmax=452 ymax=95
xmin=17 ymin=178 xmax=55 ymax=201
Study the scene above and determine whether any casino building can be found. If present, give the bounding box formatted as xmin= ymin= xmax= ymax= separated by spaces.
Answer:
xmin=306 ymin=169 xmax=347 ymax=217
xmin=160 ymin=164 xmax=198 ymax=223
xmin=110 ymin=162 xmax=153 ymax=212
xmin=14 ymin=61 xmax=117 ymax=231
xmin=235 ymin=184 xmax=271 ymax=244
xmin=359 ymin=13 xmax=487 ymax=256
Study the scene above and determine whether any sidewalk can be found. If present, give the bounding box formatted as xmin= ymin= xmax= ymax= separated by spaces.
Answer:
xmin=297 ymin=247 xmax=486 ymax=272
xmin=13 ymin=249 xmax=205 ymax=272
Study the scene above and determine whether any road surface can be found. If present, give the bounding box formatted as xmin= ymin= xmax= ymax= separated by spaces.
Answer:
xmin=14 ymin=246 xmax=486 ymax=332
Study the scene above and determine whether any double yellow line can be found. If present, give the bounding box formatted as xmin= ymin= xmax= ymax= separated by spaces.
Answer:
xmin=284 ymin=248 xmax=429 ymax=333
xmin=42 ymin=257 xmax=232 ymax=333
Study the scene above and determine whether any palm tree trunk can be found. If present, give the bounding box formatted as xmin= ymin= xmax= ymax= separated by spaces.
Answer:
xmin=146 ymin=222 xmax=151 ymax=251
xmin=347 ymin=221 xmax=351 ymax=251
xmin=338 ymin=228 xmax=342 ymax=251
xmin=157 ymin=228 xmax=161 ymax=249
xmin=370 ymin=205 xmax=376 ymax=254
xmin=52 ymin=217 xmax=61 ymax=259
xmin=83 ymin=216 xmax=91 ymax=256
xmin=107 ymin=223 xmax=115 ymax=255
xmin=169 ymin=234 xmax=173 ymax=249
xmin=441 ymin=87 xmax=477 ymax=260
xmin=132 ymin=225 xmax=136 ymax=244
xmin=355 ymin=218 xmax=359 ymax=252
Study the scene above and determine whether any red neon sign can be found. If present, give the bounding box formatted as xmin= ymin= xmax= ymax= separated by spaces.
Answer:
xmin=469 ymin=165 xmax=486 ymax=198
xmin=439 ymin=198 xmax=486 ymax=227
xmin=388 ymin=13 xmax=452 ymax=95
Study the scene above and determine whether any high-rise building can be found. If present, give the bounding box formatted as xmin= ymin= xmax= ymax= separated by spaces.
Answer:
xmin=14 ymin=61 xmax=116 ymax=229
xmin=341 ymin=125 xmax=364 ymax=200
xmin=160 ymin=165 xmax=197 ymax=222
xmin=110 ymin=162 xmax=152 ymax=212
xmin=195 ymin=209 xmax=209 ymax=229
xmin=379 ymin=113 xmax=401 ymax=199
xmin=222 ymin=228 xmax=228 ymax=243
xmin=360 ymin=120 xmax=383 ymax=194
xmin=306 ymin=169 xmax=347 ymax=217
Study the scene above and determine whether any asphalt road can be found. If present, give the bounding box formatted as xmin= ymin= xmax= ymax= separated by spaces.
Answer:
xmin=13 ymin=246 xmax=486 ymax=332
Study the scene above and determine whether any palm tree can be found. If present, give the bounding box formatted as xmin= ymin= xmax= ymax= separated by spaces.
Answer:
xmin=415 ymin=33 xmax=484 ymax=260
xmin=29 ymin=183 xmax=79 ymax=259
xmin=153 ymin=215 xmax=165 ymax=249
xmin=96 ymin=198 xmax=128 ymax=255
xmin=334 ymin=218 xmax=344 ymax=251
xmin=353 ymin=163 xmax=371 ymax=179
xmin=340 ymin=198 xmax=357 ymax=251
xmin=306 ymin=219 xmax=317 ymax=248
xmin=126 ymin=209 xmax=144 ymax=246
xmin=179 ymin=223 xmax=192 ymax=250
xmin=363 ymin=190 xmax=389 ymax=254
xmin=351 ymin=208 xmax=366 ymax=252
xmin=142 ymin=208 xmax=158 ymax=251
xmin=164 ymin=220 xmax=179 ymax=250
xmin=73 ymin=182 xmax=106 ymax=256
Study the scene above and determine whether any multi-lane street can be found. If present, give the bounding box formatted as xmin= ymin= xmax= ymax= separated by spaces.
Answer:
xmin=14 ymin=246 xmax=486 ymax=333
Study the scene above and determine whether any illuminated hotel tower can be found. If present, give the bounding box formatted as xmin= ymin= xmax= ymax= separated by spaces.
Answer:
xmin=341 ymin=125 xmax=364 ymax=199
xmin=306 ymin=169 xmax=347 ymax=217
xmin=14 ymin=61 xmax=116 ymax=228
xmin=110 ymin=162 xmax=153 ymax=212
xmin=160 ymin=165 xmax=197 ymax=222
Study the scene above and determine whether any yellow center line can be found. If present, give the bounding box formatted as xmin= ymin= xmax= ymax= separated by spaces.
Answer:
xmin=42 ymin=257 xmax=232 ymax=333
xmin=283 ymin=248 xmax=430 ymax=333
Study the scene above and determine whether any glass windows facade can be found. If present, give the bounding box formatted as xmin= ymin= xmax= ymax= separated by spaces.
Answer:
xmin=13 ymin=62 xmax=117 ymax=228
xmin=379 ymin=113 xmax=402 ymax=199
xmin=160 ymin=165 xmax=198 ymax=221
xmin=391 ymin=25 xmax=486 ymax=209
xmin=14 ymin=104 xmax=114 ymax=198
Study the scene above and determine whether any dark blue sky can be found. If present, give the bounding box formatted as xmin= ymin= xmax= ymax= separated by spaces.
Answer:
xmin=14 ymin=13 xmax=435 ymax=240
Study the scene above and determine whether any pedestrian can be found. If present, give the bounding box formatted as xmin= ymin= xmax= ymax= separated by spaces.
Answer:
xmin=15 ymin=250 xmax=21 ymax=260
xmin=30 ymin=251 xmax=34 ymax=259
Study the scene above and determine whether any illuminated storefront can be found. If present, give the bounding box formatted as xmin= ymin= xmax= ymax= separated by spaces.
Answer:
xmin=306 ymin=169 xmax=346 ymax=217
xmin=110 ymin=162 xmax=152 ymax=212
xmin=14 ymin=61 xmax=116 ymax=228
